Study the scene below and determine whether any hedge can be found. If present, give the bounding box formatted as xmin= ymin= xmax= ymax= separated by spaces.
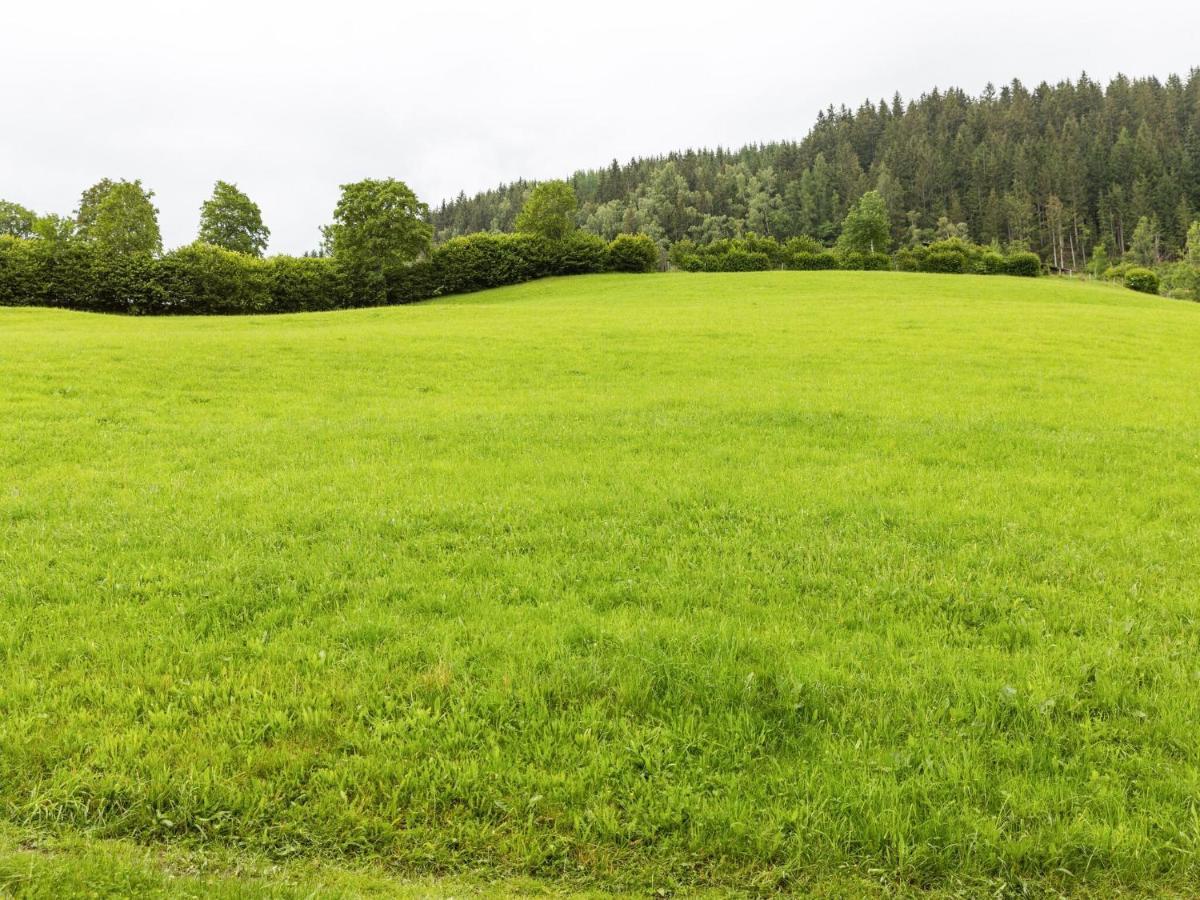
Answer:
xmin=671 ymin=233 xmax=1040 ymax=277
xmin=0 ymin=232 xmax=657 ymax=315
xmin=1124 ymin=267 xmax=1160 ymax=295
xmin=606 ymin=234 xmax=659 ymax=273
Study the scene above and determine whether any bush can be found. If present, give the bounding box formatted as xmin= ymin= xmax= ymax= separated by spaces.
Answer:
xmin=784 ymin=235 xmax=824 ymax=257
xmin=0 ymin=228 xmax=659 ymax=315
xmin=269 ymin=256 xmax=350 ymax=312
xmin=702 ymin=250 xmax=771 ymax=272
xmin=893 ymin=247 xmax=923 ymax=272
xmin=90 ymin=251 xmax=165 ymax=313
xmin=155 ymin=243 xmax=271 ymax=314
xmin=786 ymin=251 xmax=838 ymax=271
xmin=0 ymin=236 xmax=43 ymax=306
xmin=837 ymin=251 xmax=892 ymax=271
xmin=552 ymin=231 xmax=608 ymax=275
xmin=923 ymin=250 xmax=967 ymax=274
xmin=607 ymin=234 xmax=659 ymax=273
xmin=668 ymin=239 xmax=699 ymax=270
xmin=1003 ymin=252 xmax=1042 ymax=277
xmin=980 ymin=251 xmax=1007 ymax=275
xmin=737 ymin=234 xmax=785 ymax=267
xmin=1124 ymin=267 xmax=1160 ymax=295
xmin=432 ymin=233 xmax=541 ymax=295
xmin=1159 ymin=262 xmax=1200 ymax=300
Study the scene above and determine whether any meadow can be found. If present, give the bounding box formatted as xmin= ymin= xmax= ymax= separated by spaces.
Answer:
xmin=2 ymin=272 xmax=1199 ymax=896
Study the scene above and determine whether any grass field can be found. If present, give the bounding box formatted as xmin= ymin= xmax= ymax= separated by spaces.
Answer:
xmin=2 ymin=271 xmax=1200 ymax=896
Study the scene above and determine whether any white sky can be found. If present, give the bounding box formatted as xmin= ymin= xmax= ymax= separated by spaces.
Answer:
xmin=3 ymin=1 xmax=1198 ymax=254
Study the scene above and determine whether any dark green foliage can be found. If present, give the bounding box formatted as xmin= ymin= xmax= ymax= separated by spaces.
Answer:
xmin=786 ymin=251 xmax=838 ymax=270
xmin=0 ymin=228 xmax=659 ymax=315
xmin=784 ymin=235 xmax=824 ymax=256
xmin=551 ymin=231 xmax=608 ymax=274
xmin=671 ymin=236 xmax=782 ymax=272
xmin=706 ymin=249 xmax=772 ymax=272
xmin=0 ymin=237 xmax=159 ymax=312
xmin=835 ymin=251 xmax=892 ymax=271
xmin=923 ymin=251 xmax=967 ymax=274
xmin=1004 ymin=252 xmax=1043 ymax=277
xmin=264 ymin=256 xmax=348 ymax=312
xmin=155 ymin=243 xmax=272 ymax=314
xmin=435 ymin=72 xmax=1200 ymax=269
xmin=736 ymin=233 xmax=788 ymax=267
xmin=198 ymin=181 xmax=270 ymax=257
xmin=1124 ymin=267 xmax=1160 ymax=294
xmin=606 ymin=234 xmax=659 ymax=272
xmin=430 ymin=233 xmax=550 ymax=295
xmin=980 ymin=252 xmax=1007 ymax=275
xmin=328 ymin=179 xmax=432 ymax=304
xmin=85 ymin=251 xmax=164 ymax=313
xmin=892 ymin=238 xmax=1040 ymax=277
xmin=0 ymin=235 xmax=41 ymax=304
xmin=1127 ymin=217 xmax=1160 ymax=267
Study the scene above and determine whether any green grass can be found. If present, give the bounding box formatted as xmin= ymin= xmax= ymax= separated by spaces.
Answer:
xmin=2 ymin=271 xmax=1199 ymax=896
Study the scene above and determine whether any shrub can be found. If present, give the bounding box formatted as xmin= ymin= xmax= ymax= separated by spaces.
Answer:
xmin=552 ymin=231 xmax=608 ymax=275
xmin=980 ymin=251 xmax=1007 ymax=275
xmin=737 ymin=234 xmax=785 ymax=267
xmin=90 ymin=251 xmax=165 ymax=313
xmin=432 ymin=233 xmax=534 ymax=295
xmin=378 ymin=259 xmax=432 ymax=304
xmin=0 ymin=227 xmax=660 ymax=315
xmin=702 ymin=250 xmax=771 ymax=272
xmin=784 ymin=235 xmax=824 ymax=258
xmin=1124 ymin=267 xmax=1160 ymax=295
xmin=607 ymin=234 xmax=659 ymax=273
xmin=1159 ymin=262 xmax=1200 ymax=300
xmin=668 ymin=239 xmax=699 ymax=270
xmin=155 ymin=243 xmax=271 ymax=314
xmin=269 ymin=256 xmax=350 ymax=312
xmin=0 ymin=236 xmax=43 ymax=306
xmin=1004 ymin=252 xmax=1042 ymax=277
xmin=837 ymin=251 xmax=891 ymax=271
xmin=785 ymin=251 xmax=838 ymax=271
xmin=893 ymin=247 xmax=924 ymax=272
xmin=922 ymin=250 xmax=967 ymax=274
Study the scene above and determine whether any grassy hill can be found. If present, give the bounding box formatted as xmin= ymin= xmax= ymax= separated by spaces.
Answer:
xmin=2 ymin=272 xmax=1199 ymax=896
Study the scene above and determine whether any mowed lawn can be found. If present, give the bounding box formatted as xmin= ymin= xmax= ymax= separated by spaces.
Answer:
xmin=2 ymin=272 xmax=1199 ymax=896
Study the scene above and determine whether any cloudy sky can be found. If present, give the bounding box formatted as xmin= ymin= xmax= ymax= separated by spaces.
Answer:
xmin=4 ymin=1 xmax=1198 ymax=254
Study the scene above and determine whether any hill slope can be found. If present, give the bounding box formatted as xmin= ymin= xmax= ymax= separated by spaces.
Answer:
xmin=434 ymin=71 xmax=1200 ymax=266
xmin=2 ymin=273 xmax=1200 ymax=895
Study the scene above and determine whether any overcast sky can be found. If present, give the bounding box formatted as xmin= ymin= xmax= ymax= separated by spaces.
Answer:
xmin=4 ymin=1 xmax=1198 ymax=254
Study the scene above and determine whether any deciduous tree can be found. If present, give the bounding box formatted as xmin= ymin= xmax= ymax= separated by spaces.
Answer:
xmin=838 ymin=190 xmax=891 ymax=255
xmin=76 ymin=179 xmax=162 ymax=255
xmin=198 ymin=181 xmax=270 ymax=256
xmin=0 ymin=201 xmax=36 ymax=238
xmin=514 ymin=181 xmax=578 ymax=240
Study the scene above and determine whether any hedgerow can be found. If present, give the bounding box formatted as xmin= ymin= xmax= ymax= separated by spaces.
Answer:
xmin=0 ymin=232 xmax=659 ymax=315
xmin=672 ymin=233 xmax=1042 ymax=277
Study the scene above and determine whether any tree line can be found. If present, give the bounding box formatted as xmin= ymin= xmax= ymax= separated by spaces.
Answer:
xmin=434 ymin=71 xmax=1200 ymax=273
xmin=0 ymin=180 xmax=658 ymax=314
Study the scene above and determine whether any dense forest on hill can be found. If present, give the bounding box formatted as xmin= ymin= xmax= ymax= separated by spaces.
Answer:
xmin=433 ymin=71 xmax=1200 ymax=268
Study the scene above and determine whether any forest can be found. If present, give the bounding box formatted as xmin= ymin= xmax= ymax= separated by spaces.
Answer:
xmin=434 ymin=72 xmax=1200 ymax=270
